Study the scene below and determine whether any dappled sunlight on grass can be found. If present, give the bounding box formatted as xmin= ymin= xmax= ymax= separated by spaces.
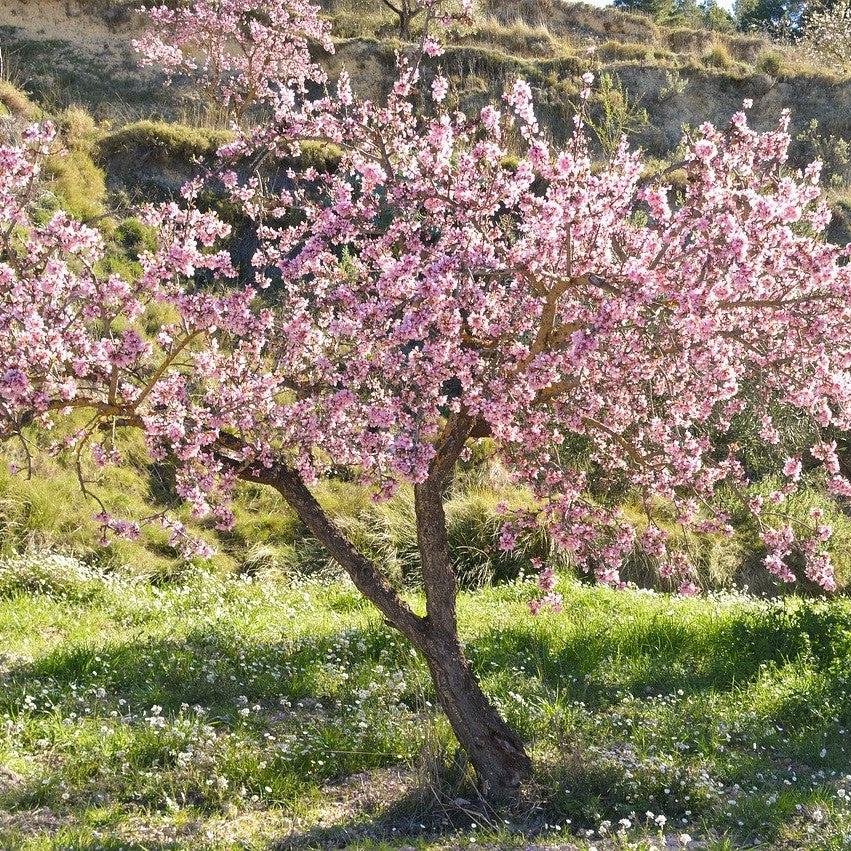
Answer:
xmin=2 ymin=572 xmax=851 ymax=848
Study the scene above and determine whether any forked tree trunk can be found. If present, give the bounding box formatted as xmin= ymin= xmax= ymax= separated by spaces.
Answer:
xmin=409 ymin=418 xmax=533 ymax=799
xmin=232 ymin=422 xmax=533 ymax=801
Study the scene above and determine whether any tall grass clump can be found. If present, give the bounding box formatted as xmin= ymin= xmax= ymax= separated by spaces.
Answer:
xmin=702 ymin=43 xmax=734 ymax=69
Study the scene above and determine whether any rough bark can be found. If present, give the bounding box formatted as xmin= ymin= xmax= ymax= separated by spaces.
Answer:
xmin=420 ymin=626 xmax=533 ymax=799
xmin=413 ymin=413 xmax=532 ymax=798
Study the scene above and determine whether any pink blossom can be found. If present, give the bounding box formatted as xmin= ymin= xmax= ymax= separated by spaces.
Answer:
xmin=431 ymin=75 xmax=450 ymax=103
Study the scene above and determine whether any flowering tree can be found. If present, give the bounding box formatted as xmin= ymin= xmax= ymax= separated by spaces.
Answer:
xmin=133 ymin=0 xmax=334 ymax=119
xmin=3 ymin=0 xmax=851 ymax=799
xmin=801 ymin=2 xmax=851 ymax=76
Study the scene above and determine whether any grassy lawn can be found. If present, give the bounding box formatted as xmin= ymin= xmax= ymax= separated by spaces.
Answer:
xmin=1 ymin=566 xmax=851 ymax=849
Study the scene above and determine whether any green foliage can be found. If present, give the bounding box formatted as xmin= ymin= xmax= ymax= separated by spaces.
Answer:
xmin=796 ymin=118 xmax=851 ymax=190
xmin=700 ymin=0 xmax=737 ymax=31
xmin=114 ymin=217 xmax=157 ymax=258
xmin=702 ymin=41 xmax=735 ymax=67
xmin=42 ymin=147 xmax=107 ymax=222
xmin=0 ymin=436 xmax=220 ymax=579
xmin=659 ymin=67 xmax=690 ymax=96
xmin=0 ymin=80 xmax=37 ymax=119
xmin=734 ymin=0 xmax=802 ymax=34
xmin=585 ymin=72 xmax=650 ymax=157
xmin=614 ymin=0 xmax=732 ymax=29
xmin=757 ymin=48 xmax=785 ymax=74
xmin=97 ymin=120 xmax=233 ymax=163
xmin=615 ymin=0 xmax=678 ymax=23
xmin=286 ymin=140 xmax=344 ymax=173
xmin=57 ymin=105 xmax=97 ymax=147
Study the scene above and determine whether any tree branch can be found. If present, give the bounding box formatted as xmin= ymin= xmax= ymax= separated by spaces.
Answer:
xmin=214 ymin=435 xmax=426 ymax=639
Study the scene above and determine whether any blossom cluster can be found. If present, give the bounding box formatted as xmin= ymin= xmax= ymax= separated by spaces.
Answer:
xmin=133 ymin=0 xmax=333 ymax=114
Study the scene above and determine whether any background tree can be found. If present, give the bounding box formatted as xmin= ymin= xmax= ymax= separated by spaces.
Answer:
xmin=734 ymin=0 xmax=803 ymax=34
xmin=4 ymin=0 xmax=851 ymax=802
xmin=614 ymin=0 xmax=735 ymax=29
xmin=614 ymin=0 xmax=677 ymax=23
xmin=800 ymin=1 xmax=851 ymax=74
xmin=379 ymin=0 xmax=425 ymax=38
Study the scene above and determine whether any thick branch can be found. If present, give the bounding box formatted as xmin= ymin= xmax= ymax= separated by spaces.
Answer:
xmin=215 ymin=439 xmax=426 ymax=639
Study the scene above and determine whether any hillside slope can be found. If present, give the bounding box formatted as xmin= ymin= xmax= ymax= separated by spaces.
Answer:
xmin=2 ymin=0 xmax=850 ymax=148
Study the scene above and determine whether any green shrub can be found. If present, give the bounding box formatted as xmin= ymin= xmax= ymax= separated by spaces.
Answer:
xmin=586 ymin=72 xmax=649 ymax=157
xmin=97 ymin=120 xmax=233 ymax=163
xmin=288 ymin=140 xmax=344 ymax=173
xmin=0 ymin=80 xmax=37 ymax=119
xmin=58 ymin=105 xmax=97 ymax=147
xmin=0 ymin=435 xmax=222 ymax=580
xmin=658 ymin=68 xmax=689 ymax=98
xmin=597 ymin=40 xmax=652 ymax=62
xmin=666 ymin=27 xmax=711 ymax=54
xmin=115 ymin=217 xmax=157 ymax=258
xmin=796 ymin=119 xmax=850 ymax=190
xmin=43 ymin=147 xmax=107 ymax=222
xmin=757 ymin=50 xmax=784 ymax=75
xmin=702 ymin=43 xmax=733 ymax=69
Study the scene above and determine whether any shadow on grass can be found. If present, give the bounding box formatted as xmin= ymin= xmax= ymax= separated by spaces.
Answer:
xmin=470 ymin=598 xmax=851 ymax=705
xmin=4 ymin=597 xmax=851 ymax=845
xmin=10 ymin=596 xmax=851 ymax=712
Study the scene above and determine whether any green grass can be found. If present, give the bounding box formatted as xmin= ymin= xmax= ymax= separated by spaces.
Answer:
xmin=96 ymin=120 xmax=234 ymax=163
xmin=1 ymin=566 xmax=851 ymax=849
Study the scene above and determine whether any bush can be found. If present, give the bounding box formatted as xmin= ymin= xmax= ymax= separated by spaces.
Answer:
xmin=702 ymin=43 xmax=733 ymax=69
xmin=286 ymin=141 xmax=344 ymax=173
xmin=0 ymin=81 xmax=37 ymax=119
xmin=115 ymin=217 xmax=157 ymax=258
xmin=58 ymin=105 xmax=97 ymax=147
xmin=726 ymin=35 xmax=766 ymax=63
xmin=97 ymin=120 xmax=233 ymax=163
xmin=666 ymin=27 xmax=712 ymax=54
xmin=597 ymin=40 xmax=652 ymax=62
xmin=796 ymin=118 xmax=851 ymax=190
xmin=757 ymin=50 xmax=783 ymax=75
xmin=43 ymin=147 xmax=107 ymax=222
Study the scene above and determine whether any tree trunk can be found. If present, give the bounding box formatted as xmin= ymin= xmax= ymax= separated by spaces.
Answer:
xmin=417 ymin=626 xmax=533 ymax=800
xmin=223 ymin=429 xmax=533 ymax=801
xmin=409 ymin=414 xmax=533 ymax=800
